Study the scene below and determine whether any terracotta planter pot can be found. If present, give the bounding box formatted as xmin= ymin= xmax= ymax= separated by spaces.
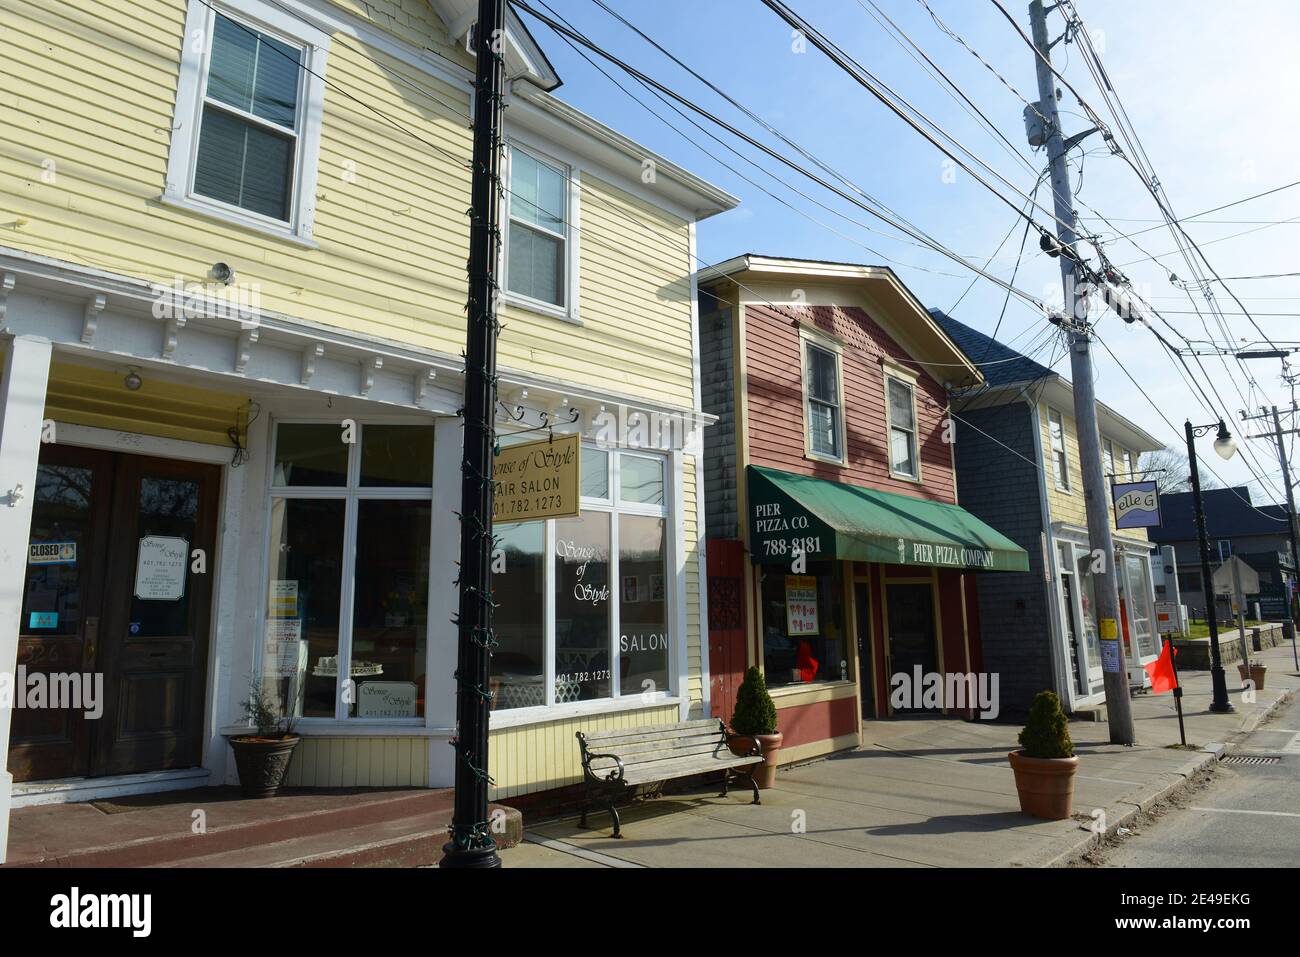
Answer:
xmin=1238 ymin=663 xmax=1267 ymax=691
xmin=1008 ymin=750 xmax=1079 ymax=820
xmin=729 ymin=730 xmax=784 ymax=789
xmin=229 ymin=734 xmax=301 ymax=798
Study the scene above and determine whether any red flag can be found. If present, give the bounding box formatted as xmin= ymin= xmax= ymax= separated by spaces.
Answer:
xmin=1144 ymin=641 xmax=1179 ymax=694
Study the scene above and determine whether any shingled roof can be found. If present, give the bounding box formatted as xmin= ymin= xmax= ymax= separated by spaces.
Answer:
xmin=928 ymin=308 xmax=1058 ymax=389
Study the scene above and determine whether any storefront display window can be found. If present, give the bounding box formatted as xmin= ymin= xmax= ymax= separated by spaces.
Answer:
xmin=491 ymin=445 xmax=674 ymax=712
xmin=263 ymin=421 xmax=435 ymax=721
xmin=1123 ymin=553 xmax=1158 ymax=659
xmin=760 ymin=561 xmax=845 ymax=688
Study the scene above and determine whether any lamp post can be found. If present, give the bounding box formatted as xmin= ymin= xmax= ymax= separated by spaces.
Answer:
xmin=1185 ymin=419 xmax=1239 ymax=714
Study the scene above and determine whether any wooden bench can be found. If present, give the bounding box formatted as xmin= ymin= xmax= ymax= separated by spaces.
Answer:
xmin=576 ymin=719 xmax=764 ymax=837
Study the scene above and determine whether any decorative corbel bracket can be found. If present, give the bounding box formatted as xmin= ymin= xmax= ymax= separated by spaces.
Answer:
xmin=162 ymin=314 xmax=186 ymax=359
xmin=301 ymin=343 xmax=324 ymax=386
xmin=360 ymin=356 xmax=383 ymax=396
xmin=414 ymin=367 xmax=437 ymax=406
xmin=81 ymin=294 xmax=106 ymax=344
xmin=0 ymin=273 xmax=15 ymax=328
xmin=235 ymin=327 xmax=259 ymax=375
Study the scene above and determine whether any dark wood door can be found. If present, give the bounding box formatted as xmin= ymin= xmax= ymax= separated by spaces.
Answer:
xmin=95 ymin=454 xmax=219 ymax=776
xmin=885 ymin=583 xmax=938 ymax=713
xmin=8 ymin=448 xmax=219 ymax=783
xmin=9 ymin=446 xmax=113 ymax=782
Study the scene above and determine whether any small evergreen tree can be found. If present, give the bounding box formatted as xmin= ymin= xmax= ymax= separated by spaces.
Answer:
xmin=731 ymin=666 xmax=778 ymax=735
xmin=1018 ymin=690 xmax=1074 ymax=759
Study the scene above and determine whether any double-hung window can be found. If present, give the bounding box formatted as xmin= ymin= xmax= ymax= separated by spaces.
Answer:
xmin=1102 ymin=438 xmax=1116 ymax=478
xmin=166 ymin=1 xmax=327 ymax=241
xmin=804 ymin=341 xmax=843 ymax=461
xmin=885 ymin=375 xmax=919 ymax=479
xmin=491 ymin=446 xmax=673 ymax=713
xmin=1049 ymin=408 xmax=1071 ymax=491
xmin=262 ymin=422 xmax=435 ymax=722
xmin=506 ymin=146 xmax=571 ymax=312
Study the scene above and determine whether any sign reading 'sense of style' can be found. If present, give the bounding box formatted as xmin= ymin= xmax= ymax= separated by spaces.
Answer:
xmin=492 ymin=434 xmax=581 ymax=523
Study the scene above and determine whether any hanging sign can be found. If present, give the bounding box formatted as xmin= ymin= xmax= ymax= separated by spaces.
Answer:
xmin=785 ymin=575 xmax=820 ymax=635
xmin=133 ymin=536 xmax=189 ymax=601
xmin=492 ymin=433 xmax=581 ymax=523
xmin=29 ymin=542 xmax=76 ymax=566
xmin=1112 ymin=481 xmax=1161 ymax=529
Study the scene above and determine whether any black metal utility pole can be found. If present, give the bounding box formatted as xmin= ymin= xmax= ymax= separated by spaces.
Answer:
xmin=1186 ymin=420 xmax=1235 ymax=714
xmin=441 ymin=0 xmax=506 ymax=870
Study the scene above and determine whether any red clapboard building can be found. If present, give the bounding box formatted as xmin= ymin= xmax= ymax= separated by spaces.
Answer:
xmin=699 ymin=256 xmax=1028 ymax=764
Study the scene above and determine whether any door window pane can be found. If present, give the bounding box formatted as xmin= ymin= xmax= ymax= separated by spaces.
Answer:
xmin=127 ymin=477 xmax=199 ymax=639
xmin=350 ymin=501 xmax=431 ymax=718
xmin=265 ymin=498 xmax=345 ymax=718
xmin=491 ymin=522 xmax=546 ymax=710
xmin=22 ymin=464 xmax=94 ymax=639
xmin=273 ymin=423 xmax=348 ymax=486
xmin=618 ymin=516 xmax=668 ymax=695
xmin=620 ymin=454 xmax=664 ymax=506
xmin=554 ymin=512 xmax=611 ymax=702
xmin=359 ymin=425 xmax=435 ymax=488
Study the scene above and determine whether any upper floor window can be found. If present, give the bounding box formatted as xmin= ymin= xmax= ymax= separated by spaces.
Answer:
xmin=506 ymin=146 xmax=571 ymax=312
xmin=804 ymin=340 xmax=843 ymax=462
xmin=886 ymin=375 xmax=919 ymax=479
xmin=165 ymin=0 xmax=328 ymax=243
xmin=1048 ymin=407 xmax=1071 ymax=491
xmin=1102 ymin=438 xmax=1116 ymax=477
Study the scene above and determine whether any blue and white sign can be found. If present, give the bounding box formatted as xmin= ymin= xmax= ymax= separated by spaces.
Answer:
xmin=1113 ymin=480 xmax=1161 ymax=529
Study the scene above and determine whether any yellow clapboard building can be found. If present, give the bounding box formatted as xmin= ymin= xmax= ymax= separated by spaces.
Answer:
xmin=0 ymin=0 xmax=737 ymax=860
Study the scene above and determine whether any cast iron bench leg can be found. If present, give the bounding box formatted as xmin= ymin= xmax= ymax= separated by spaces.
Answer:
xmin=745 ymin=767 xmax=760 ymax=805
xmin=720 ymin=769 xmax=730 ymax=798
xmin=607 ymin=798 xmax=622 ymax=838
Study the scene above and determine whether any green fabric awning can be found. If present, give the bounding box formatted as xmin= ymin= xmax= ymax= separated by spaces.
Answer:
xmin=747 ymin=465 xmax=1029 ymax=572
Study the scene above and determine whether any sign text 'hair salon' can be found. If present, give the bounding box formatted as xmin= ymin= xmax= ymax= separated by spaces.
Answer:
xmin=492 ymin=433 xmax=581 ymax=523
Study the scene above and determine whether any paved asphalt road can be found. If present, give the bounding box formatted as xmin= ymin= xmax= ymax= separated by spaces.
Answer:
xmin=1098 ymin=692 xmax=1300 ymax=868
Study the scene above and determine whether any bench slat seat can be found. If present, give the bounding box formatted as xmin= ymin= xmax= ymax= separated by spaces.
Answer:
xmin=576 ymin=719 xmax=764 ymax=837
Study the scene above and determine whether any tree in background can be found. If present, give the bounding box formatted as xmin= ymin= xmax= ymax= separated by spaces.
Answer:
xmin=1140 ymin=446 xmax=1222 ymax=495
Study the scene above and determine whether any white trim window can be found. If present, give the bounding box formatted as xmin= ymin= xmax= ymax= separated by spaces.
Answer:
xmin=803 ymin=338 xmax=844 ymax=462
xmin=1102 ymin=438 xmax=1116 ymax=478
xmin=165 ymin=0 xmax=329 ymax=243
xmin=885 ymin=374 xmax=920 ymax=480
xmin=261 ymin=421 xmax=436 ymax=723
xmin=1048 ymin=407 xmax=1071 ymax=491
xmin=505 ymin=144 xmax=574 ymax=314
xmin=490 ymin=445 xmax=674 ymax=714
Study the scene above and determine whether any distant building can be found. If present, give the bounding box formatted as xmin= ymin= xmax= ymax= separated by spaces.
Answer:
xmin=1147 ymin=487 xmax=1296 ymax=620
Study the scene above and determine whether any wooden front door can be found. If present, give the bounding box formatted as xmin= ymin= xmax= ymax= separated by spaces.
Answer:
xmin=884 ymin=582 xmax=938 ymax=713
xmin=8 ymin=448 xmax=219 ymax=782
xmin=707 ymin=539 xmax=748 ymax=725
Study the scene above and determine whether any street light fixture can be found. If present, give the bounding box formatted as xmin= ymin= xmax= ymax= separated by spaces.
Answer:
xmin=1186 ymin=419 xmax=1237 ymax=713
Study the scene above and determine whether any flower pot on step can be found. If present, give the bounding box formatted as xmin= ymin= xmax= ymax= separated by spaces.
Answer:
xmin=229 ymin=734 xmax=301 ymax=798
xmin=1008 ymin=749 xmax=1079 ymax=820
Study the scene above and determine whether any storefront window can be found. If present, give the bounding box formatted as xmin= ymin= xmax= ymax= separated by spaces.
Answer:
xmin=1075 ymin=551 xmax=1101 ymax=672
xmin=491 ymin=446 xmax=674 ymax=711
xmin=618 ymin=515 xmax=668 ymax=695
xmin=265 ymin=497 xmax=345 ymax=718
xmin=760 ymin=561 xmax=845 ymax=688
xmin=554 ymin=512 xmax=612 ymax=702
xmin=263 ymin=421 xmax=434 ymax=721
xmin=490 ymin=523 xmax=546 ymax=711
xmin=1124 ymin=553 xmax=1158 ymax=659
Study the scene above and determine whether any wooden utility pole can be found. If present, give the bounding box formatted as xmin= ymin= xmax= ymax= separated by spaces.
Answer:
xmin=1027 ymin=0 xmax=1135 ymax=743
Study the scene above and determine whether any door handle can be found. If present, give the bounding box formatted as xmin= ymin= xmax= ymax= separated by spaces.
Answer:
xmin=84 ymin=616 xmax=99 ymax=662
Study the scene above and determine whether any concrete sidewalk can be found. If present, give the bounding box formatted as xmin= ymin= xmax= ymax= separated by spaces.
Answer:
xmin=504 ymin=642 xmax=1300 ymax=868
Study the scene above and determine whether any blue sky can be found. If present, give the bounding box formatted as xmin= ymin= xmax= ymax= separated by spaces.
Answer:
xmin=520 ymin=0 xmax=1300 ymax=503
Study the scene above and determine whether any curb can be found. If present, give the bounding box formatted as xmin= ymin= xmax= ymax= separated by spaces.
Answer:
xmin=1043 ymin=687 xmax=1296 ymax=868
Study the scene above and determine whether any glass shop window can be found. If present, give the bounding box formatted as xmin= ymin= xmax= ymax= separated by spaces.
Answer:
xmin=760 ymin=561 xmax=846 ymax=688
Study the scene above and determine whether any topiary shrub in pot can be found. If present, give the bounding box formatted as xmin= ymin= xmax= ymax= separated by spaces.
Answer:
xmin=228 ymin=679 xmax=302 ymax=799
xmin=728 ymin=666 xmax=783 ymax=789
xmin=1008 ymin=690 xmax=1078 ymax=820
